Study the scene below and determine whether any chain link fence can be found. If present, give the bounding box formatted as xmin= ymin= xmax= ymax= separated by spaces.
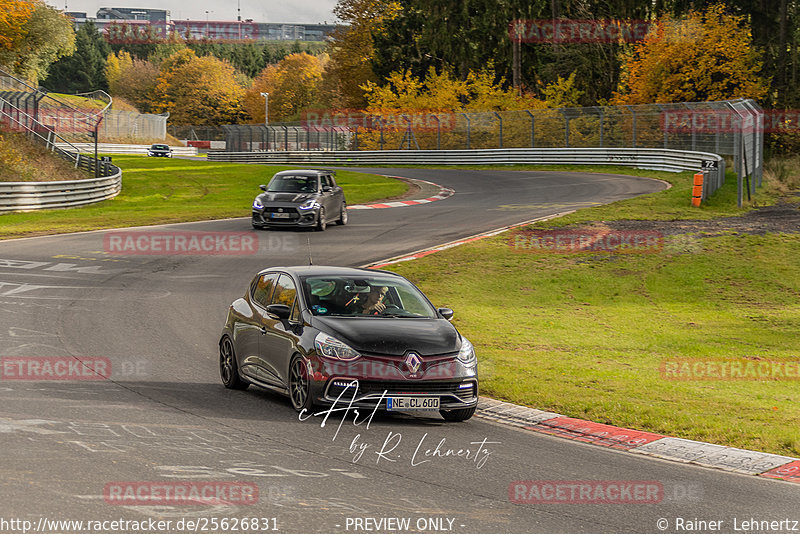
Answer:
xmin=1 ymin=67 xmax=167 ymax=143
xmin=218 ymin=99 xmax=762 ymax=206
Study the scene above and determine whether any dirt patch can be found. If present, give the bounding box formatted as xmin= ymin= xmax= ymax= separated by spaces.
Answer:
xmin=575 ymin=197 xmax=800 ymax=237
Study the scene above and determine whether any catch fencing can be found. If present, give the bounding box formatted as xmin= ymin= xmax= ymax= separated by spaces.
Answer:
xmin=220 ymin=99 xmax=762 ymax=206
xmin=0 ymin=67 xmax=167 ymax=143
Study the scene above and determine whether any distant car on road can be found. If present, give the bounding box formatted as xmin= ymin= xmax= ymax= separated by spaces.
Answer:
xmin=147 ymin=144 xmax=172 ymax=157
xmin=219 ymin=266 xmax=478 ymax=421
xmin=251 ymin=170 xmax=347 ymax=231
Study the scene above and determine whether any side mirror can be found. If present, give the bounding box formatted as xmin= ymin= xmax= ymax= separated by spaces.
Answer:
xmin=438 ymin=308 xmax=454 ymax=321
xmin=266 ymin=304 xmax=290 ymax=319
xmin=259 ymin=184 xmax=267 ymax=191
xmin=322 ymin=185 xmax=333 ymax=192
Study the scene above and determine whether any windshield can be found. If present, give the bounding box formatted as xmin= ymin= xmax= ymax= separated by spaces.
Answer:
xmin=267 ymin=175 xmax=318 ymax=193
xmin=302 ymin=275 xmax=437 ymax=318
xmin=151 ymin=145 xmax=169 ymax=150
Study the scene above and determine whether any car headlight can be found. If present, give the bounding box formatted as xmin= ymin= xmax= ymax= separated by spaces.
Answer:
xmin=315 ymin=332 xmax=361 ymax=361
xmin=457 ymin=336 xmax=476 ymax=366
xmin=298 ymin=199 xmax=319 ymax=210
xmin=253 ymin=198 xmax=264 ymax=210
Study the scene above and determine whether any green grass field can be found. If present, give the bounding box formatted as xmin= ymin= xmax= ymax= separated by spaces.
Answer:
xmin=0 ymin=156 xmax=407 ymax=239
xmin=386 ymin=167 xmax=800 ymax=457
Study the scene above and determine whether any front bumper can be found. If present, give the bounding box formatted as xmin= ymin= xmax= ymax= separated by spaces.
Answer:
xmin=252 ymin=206 xmax=319 ymax=227
xmin=306 ymin=354 xmax=479 ymax=411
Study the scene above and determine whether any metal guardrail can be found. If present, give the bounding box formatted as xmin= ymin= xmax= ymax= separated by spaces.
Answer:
xmin=1 ymin=92 xmax=123 ymax=212
xmin=0 ymin=170 xmax=122 ymax=212
xmin=59 ymin=143 xmax=199 ymax=155
xmin=208 ymin=146 xmax=725 ymax=184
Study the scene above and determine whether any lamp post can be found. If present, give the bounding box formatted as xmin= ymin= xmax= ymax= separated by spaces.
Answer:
xmin=204 ymin=10 xmax=212 ymax=38
xmin=260 ymin=92 xmax=269 ymax=126
xmin=260 ymin=92 xmax=269 ymax=150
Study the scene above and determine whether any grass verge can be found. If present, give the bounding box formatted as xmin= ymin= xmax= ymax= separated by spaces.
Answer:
xmin=387 ymin=164 xmax=800 ymax=457
xmin=0 ymin=156 xmax=407 ymax=239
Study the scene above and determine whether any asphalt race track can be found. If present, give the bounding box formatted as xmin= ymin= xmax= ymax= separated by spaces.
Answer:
xmin=1 ymin=167 xmax=798 ymax=534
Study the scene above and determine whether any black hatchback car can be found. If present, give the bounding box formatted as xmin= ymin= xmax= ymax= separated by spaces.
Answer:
xmin=252 ymin=170 xmax=347 ymax=231
xmin=219 ymin=266 xmax=478 ymax=421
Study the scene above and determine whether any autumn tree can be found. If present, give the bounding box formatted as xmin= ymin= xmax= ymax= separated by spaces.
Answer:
xmin=613 ymin=3 xmax=769 ymax=104
xmin=321 ymin=0 xmax=401 ymax=109
xmin=0 ymin=0 xmax=34 ymax=52
xmin=362 ymin=66 xmax=543 ymax=113
xmin=151 ymin=48 xmax=246 ymax=125
xmin=0 ymin=1 xmax=74 ymax=84
xmin=105 ymin=51 xmax=160 ymax=112
xmin=244 ymin=52 xmax=325 ymax=122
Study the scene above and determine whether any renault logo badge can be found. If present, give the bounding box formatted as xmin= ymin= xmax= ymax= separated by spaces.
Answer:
xmin=405 ymin=352 xmax=421 ymax=374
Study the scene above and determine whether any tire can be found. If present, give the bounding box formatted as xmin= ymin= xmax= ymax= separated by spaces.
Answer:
xmin=336 ymin=204 xmax=348 ymax=225
xmin=440 ymin=406 xmax=476 ymax=422
xmin=219 ymin=336 xmax=249 ymax=390
xmin=288 ymin=356 xmax=314 ymax=412
xmin=316 ymin=208 xmax=326 ymax=231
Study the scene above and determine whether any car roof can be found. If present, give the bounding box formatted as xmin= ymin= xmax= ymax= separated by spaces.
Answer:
xmin=272 ymin=170 xmax=334 ymax=177
xmin=256 ymin=265 xmax=401 ymax=278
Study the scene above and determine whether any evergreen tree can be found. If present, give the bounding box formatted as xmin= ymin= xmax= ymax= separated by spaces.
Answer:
xmin=43 ymin=21 xmax=110 ymax=92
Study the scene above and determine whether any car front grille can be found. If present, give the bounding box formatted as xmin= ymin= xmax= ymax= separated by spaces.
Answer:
xmin=258 ymin=207 xmax=301 ymax=222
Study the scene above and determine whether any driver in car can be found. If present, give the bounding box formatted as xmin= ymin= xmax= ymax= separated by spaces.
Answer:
xmin=347 ymin=286 xmax=389 ymax=315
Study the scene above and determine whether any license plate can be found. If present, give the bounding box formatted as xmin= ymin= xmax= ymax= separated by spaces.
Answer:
xmin=271 ymin=212 xmax=291 ymax=218
xmin=387 ymin=396 xmax=440 ymax=411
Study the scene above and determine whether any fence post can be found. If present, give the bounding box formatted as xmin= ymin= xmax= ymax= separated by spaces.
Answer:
xmin=524 ymin=110 xmax=535 ymax=148
xmin=598 ymin=107 xmax=604 ymax=147
xmin=461 ymin=113 xmax=470 ymax=149
xmin=562 ymin=109 xmax=569 ymax=148
xmin=494 ymin=112 xmax=503 ymax=148
xmin=625 ymin=105 xmax=637 ymax=147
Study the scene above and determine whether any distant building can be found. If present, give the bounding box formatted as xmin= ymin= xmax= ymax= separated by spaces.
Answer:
xmin=68 ymin=7 xmax=337 ymax=42
xmin=96 ymin=7 xmax=169 ymax=22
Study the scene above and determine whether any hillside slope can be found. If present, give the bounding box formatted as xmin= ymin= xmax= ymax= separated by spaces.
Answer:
xmin=0 ymin=132 xmax=88 ymax=182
